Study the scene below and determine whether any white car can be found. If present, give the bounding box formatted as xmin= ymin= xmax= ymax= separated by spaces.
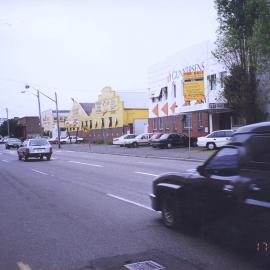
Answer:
xmin=124 ymin=133 xmax=153 ymax=147
xmin=197 ymin=130 xmax=234 ymax=150
xmin=17 ymin=138 xmax=52 ymax=161
xmin=61 ymin=136 xmax=84 ymax=144
xmin=112 ymin=134 xmax=137 ymax=146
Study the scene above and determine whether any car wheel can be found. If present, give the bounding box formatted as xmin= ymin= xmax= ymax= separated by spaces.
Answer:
xmin=132 ymin=142 xmax=138 ymax=148
xmin=24 ymin=154 xmax=28 ymax=162
xmin=40 ymin=155 xmax=43 ymax=161
xmin=161 ymin=195 xmax=180 ymax=228
xmin=18 ymin=154 xmax=22 ymax=160
xmin=167 ymin=143 xmax=172 ymax=149
xmin=207 ymin=142 xmax=216 ymax=150
xmin=46 ymin=155 xmax=51 ymax=161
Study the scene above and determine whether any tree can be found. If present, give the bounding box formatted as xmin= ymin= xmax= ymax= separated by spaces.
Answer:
xmin=214 ymin=0 xmax=270 ymax=124
xmin=0 ymin=119 xmax=19 ymax=137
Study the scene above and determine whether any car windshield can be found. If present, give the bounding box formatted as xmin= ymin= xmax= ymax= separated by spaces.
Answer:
xmin=8 ymin=138 xmax=20 ymax=142
xmin=29 ymin=139 xmax=49 ymax=146
xmin=160 ymin=134 xmax=169 ymax=139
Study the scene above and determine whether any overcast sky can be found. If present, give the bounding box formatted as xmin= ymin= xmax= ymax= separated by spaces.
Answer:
xmin=0 ymin=0 xmax=218 ymax=118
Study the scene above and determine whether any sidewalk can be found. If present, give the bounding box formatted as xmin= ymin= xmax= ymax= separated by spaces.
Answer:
xmin=53 ymin=143 xmax=213 ymax=162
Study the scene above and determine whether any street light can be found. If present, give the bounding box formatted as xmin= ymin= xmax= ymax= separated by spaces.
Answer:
xmin=5 ymin=107 xmax=10 ymax=137
xmin=22 ymin=85 xmax=61 ymax=149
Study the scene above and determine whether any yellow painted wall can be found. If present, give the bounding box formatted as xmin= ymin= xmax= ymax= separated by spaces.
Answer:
xmin=90 ymin=87 xmax=124 ymax=129
xmin=66 ymin=101 xmax=89 ymax=131
xmin=124 ymin=109 xmax=149 ymax=125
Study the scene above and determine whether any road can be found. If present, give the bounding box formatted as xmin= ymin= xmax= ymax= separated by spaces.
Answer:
xmin=0 ymin=145 xmax=262 ymax=270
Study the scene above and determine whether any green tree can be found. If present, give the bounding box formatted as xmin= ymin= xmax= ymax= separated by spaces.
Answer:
xmin=0 ymin=119 xmax=19 ymax=137
xmin=214 ymin=0 xmax=270 ymax=124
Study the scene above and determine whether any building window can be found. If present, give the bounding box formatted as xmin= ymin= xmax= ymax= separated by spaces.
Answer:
xmin=198 ymin=112 xmax=203 ymax=128
xmin=85 ymin=121 xmax=88 ymax=127
xmin=183 ymin=114 xmax=192 ymax=129
xmin=81 ymin=122 xmax=84 ymax=129
xmin=153 ymin=118 xmax=158 ymax=130
xmin=90 ymin=120 xmax=92 ymax=129
xmin=159 ymin=117 xmax=164 ymax=130
xmin=162 ymin=87 xmax=168 ymax=100
xmin=220 ymin=71 xmax=227 ymax=88
xmin=109 ymin=117 xmax=112 ymax=127
xmin=164 ymin=117 xmax=169 ymax=130
xmin=173 ymin=83 xmax=176 ymax=98
xmin=207 ymin=74 xmax=216 ymax=90
xmin=101 ymin=118 xmax=105 ymax=128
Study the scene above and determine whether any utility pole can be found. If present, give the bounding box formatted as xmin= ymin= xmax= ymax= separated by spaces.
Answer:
xmin=5 ymin=107 xmax=10 ymax=137
xmin=55 ymin=92 xmax=61 ymax=149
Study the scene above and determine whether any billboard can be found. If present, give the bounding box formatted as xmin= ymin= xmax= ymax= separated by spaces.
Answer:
xmin=183 ymin=71 xmax=205 ymax=104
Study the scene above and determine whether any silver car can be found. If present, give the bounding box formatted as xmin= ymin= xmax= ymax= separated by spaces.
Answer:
xmin=17 ymin=138 xmax=53 ymax=161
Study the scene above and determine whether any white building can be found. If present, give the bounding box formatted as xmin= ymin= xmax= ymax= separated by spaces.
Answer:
xmin=148 ymin=41 xmax=233 ymax=137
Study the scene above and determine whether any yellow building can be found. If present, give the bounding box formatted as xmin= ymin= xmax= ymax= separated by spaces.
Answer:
xmin=89 ymin=86 xmax=148 ymax=143
xmin=65 ymin=100 xmax=94 ymax=138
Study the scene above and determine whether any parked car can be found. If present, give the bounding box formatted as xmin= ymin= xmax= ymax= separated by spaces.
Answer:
xmin=5 ymin=138 xmax=22 ymax=149
xmin=151 ymin=133 xmax=195 ymax=149
xmin=48 ymin=137 xmax=59 ymax=144
xmin=197 ymin=129 xmax=234 ymax=150
xmin=17 ymin=138 xmax=52 ymax=161
xmin=60 ymin=136 xmax=84 ymax=144
xmin=150 ymin=122 xmax=270 ymax=241
xmin=149 ymin=133 xmax=163 ymax=147
xmin=112 ymin=134 xmax=137 ymax=146
xmin=124 ymin=133 xmax=153 ymax=147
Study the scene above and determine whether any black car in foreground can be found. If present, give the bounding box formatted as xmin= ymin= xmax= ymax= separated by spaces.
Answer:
xmin=150 ymin=122 xmax=270 ymax=241
xmin=5 ymin=138 xmax=22 ymax=149
xmin=151 ymin=133 xmax=197 ymax=149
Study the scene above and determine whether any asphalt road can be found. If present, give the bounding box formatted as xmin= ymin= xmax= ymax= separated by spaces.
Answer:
xmin=0 ymin=145 xmax=263 ymax=270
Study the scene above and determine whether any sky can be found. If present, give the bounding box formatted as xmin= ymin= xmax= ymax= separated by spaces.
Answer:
xmin=0 ymin=0 xmax=218 ymax=118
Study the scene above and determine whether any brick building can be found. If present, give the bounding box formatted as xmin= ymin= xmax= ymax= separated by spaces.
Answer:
xmin=16 ymin=116 xmax=42 ymax=139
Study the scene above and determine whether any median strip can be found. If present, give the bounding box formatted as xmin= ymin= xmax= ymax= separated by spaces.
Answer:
xmin=107 ymin=194 xmax=154 ymax=211
xmin=135 ymin=171 xmax=159 ymax=177
xmin=68 ymin=161 xmax=104 ymax=167
xmin=31 ymin=169 xmax=49 ymax=175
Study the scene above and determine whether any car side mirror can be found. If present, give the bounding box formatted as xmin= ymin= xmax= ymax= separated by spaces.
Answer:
xmin=197 ymin=165 xmax=205 ymax=175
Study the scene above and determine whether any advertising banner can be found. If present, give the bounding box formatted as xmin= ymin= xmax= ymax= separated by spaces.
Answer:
xmin=183 ymin=71 xmax=205 ymax=104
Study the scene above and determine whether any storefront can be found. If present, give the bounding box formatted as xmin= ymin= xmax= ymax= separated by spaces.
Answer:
xmin=148 ymin=41 xmax=232 ymax=137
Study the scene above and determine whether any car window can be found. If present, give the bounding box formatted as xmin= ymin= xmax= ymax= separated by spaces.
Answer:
xmin=205 ymin=147 xmax=239 ymax=171
xmin=207 ymin=132 xmax=217 ymax=138
xmin=225 ymin=131 xmax=233 ymax=137
xmin=29 ymin=139 xmax=49 ymax=146
xmin=249 ymin=135 xmax=270 ymax=164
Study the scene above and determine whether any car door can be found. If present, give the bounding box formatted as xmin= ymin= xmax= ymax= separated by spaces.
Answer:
xmin=212 ymin=131 xmax=226 ymax=147
xmin=201 ymin=147 xmax=241 ymax=214
xmin=242 ymin=135 xmax=270 ymax=216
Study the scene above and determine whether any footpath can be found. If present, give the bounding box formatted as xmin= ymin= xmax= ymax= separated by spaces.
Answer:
xmin=53 ymin=143 xmax=213 ymax=162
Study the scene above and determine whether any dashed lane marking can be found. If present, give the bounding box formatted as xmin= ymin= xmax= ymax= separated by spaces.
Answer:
xmin=31 ymin=169 xmax=49 ymax=175
xmin=68 ymin=160 xmax=104 ymax=167
xmin=107 ymin=193 xmax=154 ymax=211
xmin=135 ymin=171 xmax=159 ymax=177
xmin=1 ymin=159 xmax=9 ymax=163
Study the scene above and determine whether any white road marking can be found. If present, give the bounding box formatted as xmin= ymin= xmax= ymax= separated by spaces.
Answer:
xmin=107 ymin=194 xmax=154 ymax=211
xmin=1 ymin=159 xmax=9 ymax=163
xmin=68 ymin=161 xmax=104 ymax=167
xmin=31 ymin=169 xmax=49 ymax=175
xmin=135 ymin=171 xmax=159 ymax=177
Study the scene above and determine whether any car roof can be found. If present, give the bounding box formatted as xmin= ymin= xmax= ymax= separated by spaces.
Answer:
xmin=233 ymin=121 xmax=270 ymax=134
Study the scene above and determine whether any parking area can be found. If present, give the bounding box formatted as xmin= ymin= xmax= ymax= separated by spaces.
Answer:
xmin=53 ymin=143 xmax=213 ymax=162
